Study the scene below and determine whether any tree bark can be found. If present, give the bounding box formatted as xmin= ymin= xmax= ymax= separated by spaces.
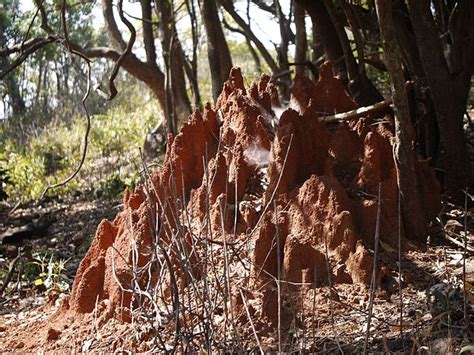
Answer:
xmin=156 ymin=0 xmax=192 ymax=134
xmin=0 ymin=21 xmax=26 ymax=117
xmin=221 ymin=0 xmax=279 ymax=74
xmin=100 ymin=0 xmax=167 ymax=113
xmin=406 ymin=0 xmax=472 ymax=195
xmin=296 ymin=0 xmax=348 ymax=82
xmin=375 ymin=0 xmax=426 ymax=240
xmin=201 ymin=0 xmax=233 ymax=102
xmin=324 ymin=0 xmax=384 ymax=106
xmin=274 ymin=0 xmax=291 ymax=100
xmin=294 ymin=2 xmax=307 ymax=77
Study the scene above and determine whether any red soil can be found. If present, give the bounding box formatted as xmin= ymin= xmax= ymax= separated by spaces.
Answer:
xmin=64 ymin=62 xmax=441 ymax=326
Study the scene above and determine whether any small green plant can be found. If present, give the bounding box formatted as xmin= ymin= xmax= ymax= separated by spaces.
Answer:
xmin=31 ymin=253 xmax=70 ymax=294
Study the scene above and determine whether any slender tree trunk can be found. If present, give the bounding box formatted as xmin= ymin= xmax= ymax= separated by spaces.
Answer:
xmin=184 ymin=0 xmax=202 ymax=110
xmin=310 ymin=18 xmax=325 ymax=80
xmin=296 ymin=0 xmax=348 ymax=82
xmin=391 ymin=1 xmax=439 ymax=163
xmin=324 ymin=0 xmax=384 ymax=106
xmin=221 ymin=0 xmax=279 ymax=74
xmin=375 ymin=0 xmax=426 ymax=240
xmin=274 ymin=0 xmax=291 ymax=101
xmin=201 ymin=0 xmax=233 ymax=102
xmin=0 ymin=27 xmax=25 ymax=117
xmin=294 ymin=2 xmax=307 ymax=77
xmin=156 ymin=0 xmax=191 ymax=134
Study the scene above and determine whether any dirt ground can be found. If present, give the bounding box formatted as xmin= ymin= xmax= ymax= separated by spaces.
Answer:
xmin=0 ymin=195 xmax=472 ymax=352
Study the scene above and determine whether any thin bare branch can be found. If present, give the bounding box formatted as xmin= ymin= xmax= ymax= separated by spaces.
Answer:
xmin=320 ymin=98 xmax=392 ymax=123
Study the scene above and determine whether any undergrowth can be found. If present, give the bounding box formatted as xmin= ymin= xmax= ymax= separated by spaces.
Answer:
xmin=0 ymin=91 xmax=159 ymax=202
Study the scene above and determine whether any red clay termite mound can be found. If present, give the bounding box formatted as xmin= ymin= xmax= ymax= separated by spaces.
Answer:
xmin=65 ymin=62 xmax=441 ymax=329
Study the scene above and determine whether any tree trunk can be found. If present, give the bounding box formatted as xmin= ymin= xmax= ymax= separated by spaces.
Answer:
xmin=156 ymin=0 xmax=192 ymax=134
xmin=406 ymin=0 xmax=472 ymax=195
xmin=324 ymin=0 xmax=384 ymax=106
xmin=294 ymin=2 xmax=307 ymax=77
xmin=297 ymin=0 xmax=348 ymax=82
xmin=201 ymin=0 xmax=233 ymax=102
xmin=221 ymin=0 xmax=279 ymax=74
xmin=100 ymin=0 xmax=167 ymax=120
xmin=0 ymin=25 xmax=25 ymax=117
xmin=375 ymin=0 xmax=426 ymax=240
xmin=184 ymin=0 xmax=203 ymax=110
xmin=274 ymin=0 xmax=291 ymax=101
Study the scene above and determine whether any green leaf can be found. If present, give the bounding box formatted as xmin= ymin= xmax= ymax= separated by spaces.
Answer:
xmin=34 ymin=278 xmax=44 ymax=286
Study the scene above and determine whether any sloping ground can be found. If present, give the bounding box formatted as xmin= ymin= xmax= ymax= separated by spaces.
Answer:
xmin=2 ymin=63 xmax=469 ymax=352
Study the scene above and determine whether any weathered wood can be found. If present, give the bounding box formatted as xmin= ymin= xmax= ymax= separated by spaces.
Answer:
xmin=320 ymin=98 xmax=393 ymax=123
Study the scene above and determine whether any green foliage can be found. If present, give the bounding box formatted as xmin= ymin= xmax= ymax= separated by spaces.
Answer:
xmin=0 ymin=84 xmax=158 ymax=202
xmin=93 ymin=174 xmax=130 ymax=199
xmin=0 ymin=163 xmax=11 ymax=201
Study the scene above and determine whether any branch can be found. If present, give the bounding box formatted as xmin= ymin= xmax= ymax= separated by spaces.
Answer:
xmin=0 ymin=249 xmax=23 ymax=297
xmin=104 ymin=0 xmax=137 ymax=100
xmin=102 ymin=0 xmax=127 ymax=50
xmin=0 ymin=37 xmax=46 ymax=57
xmin=288 ymin=61 xmax=319 ymax=78
xmin=21 ymin=4 xmax=41 ymax=52
xmin=220 ymin=0 xmax=279 ymax=73
xmin=0 ymin=37 xmax=56 ymax=80
xmin=320 ymin=98 xmax=393 ymax=123
xmin=34 ymin=0 xmax=54 ymax=34
xmin=251 ymin=0 xmax=295 ymax=42
xmin=222 ymin=17 xmax=262 ymax=72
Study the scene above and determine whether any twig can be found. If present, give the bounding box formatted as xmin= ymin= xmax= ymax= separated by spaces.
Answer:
xmin=443 ymin=232 xmax=474 ymax=252
xmin=275 ymin=201 xmax=282 ymax=354
xmin=240 ymin=288 xmax=264 ymax=354
xmin=250 ymin=134 xmax=293 ymax=238
xmin=398 ymin=186 xmax=404 ymax=350
xmin=463 ymin=188 xmax=469 ymax=336
xmin=320 ymin=98 xmax=393 ymax=123
xmin=323 ymin=233 xmax=343 ymax=354
xmin=0 ymin=248 xmax=23 ymax=296
xmin=8 ymin=201 xmax=21 ymax=216
xmin=40 ymin=56 xmax=91 ymax=199
xmin=21 ymin=1 xmax=42 ymax=52
xmin=364 ymin=182 xmax=382 ymax=354
xmin=312 ymin=266 xmax=317 ymax=350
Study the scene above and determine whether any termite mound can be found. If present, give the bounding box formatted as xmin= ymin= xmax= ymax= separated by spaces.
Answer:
xmin=64 ymin=62 xmax=441 ymax=327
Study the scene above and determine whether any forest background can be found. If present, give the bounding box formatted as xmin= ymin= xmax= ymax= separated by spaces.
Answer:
xmin=3 ymin=0 xmax=472 ymax=206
